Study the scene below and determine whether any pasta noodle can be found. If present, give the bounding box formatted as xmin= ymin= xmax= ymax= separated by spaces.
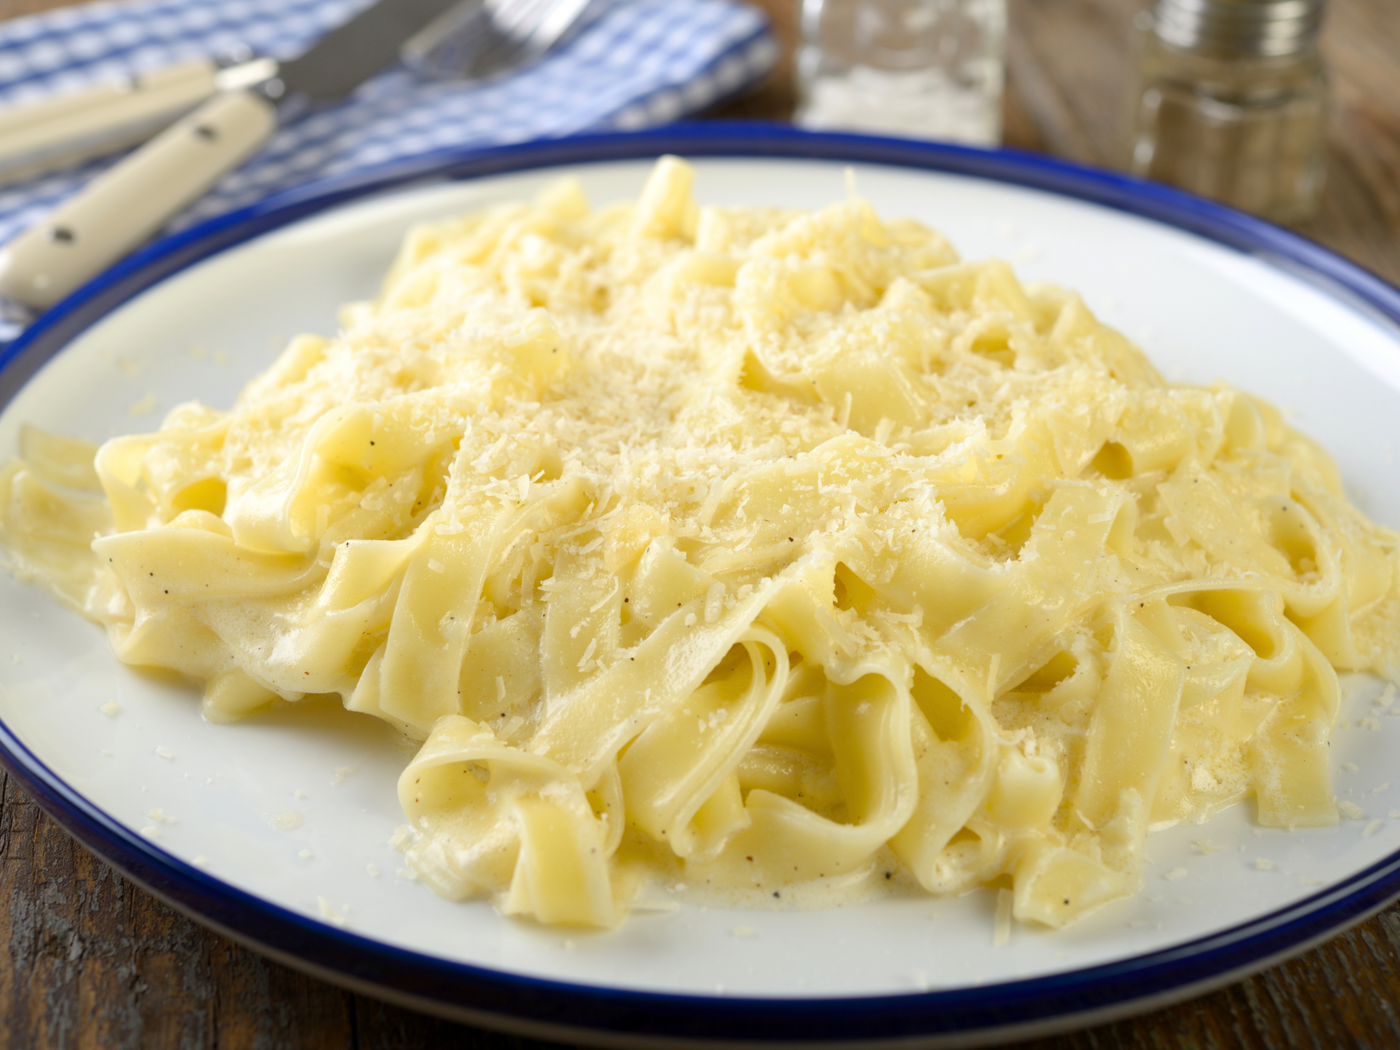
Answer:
xmin=3 ymin=157 xmax=1398 ymax=930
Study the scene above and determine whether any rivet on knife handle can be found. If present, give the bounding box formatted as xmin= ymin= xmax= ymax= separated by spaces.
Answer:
xmin=0 ymin=89 xmax=277 ymax=311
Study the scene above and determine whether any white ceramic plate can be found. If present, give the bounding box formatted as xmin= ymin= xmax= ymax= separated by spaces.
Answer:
xmin=3 ymin=129 xmax=1400 ymax=1047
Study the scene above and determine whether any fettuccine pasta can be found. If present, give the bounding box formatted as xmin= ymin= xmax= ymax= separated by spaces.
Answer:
xmin=3 ymin=157 xmax=1398 ymax=930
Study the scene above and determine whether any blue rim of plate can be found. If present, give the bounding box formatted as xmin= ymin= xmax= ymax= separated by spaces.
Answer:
xmin=3 ymin=122 xmax=1400 ymax=1047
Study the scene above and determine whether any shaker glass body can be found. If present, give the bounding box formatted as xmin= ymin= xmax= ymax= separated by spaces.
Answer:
xmin=1124 ymin=18 xmax=1328 ymax=224
xmin=795 ymin=0 xmax=1006 ymax=145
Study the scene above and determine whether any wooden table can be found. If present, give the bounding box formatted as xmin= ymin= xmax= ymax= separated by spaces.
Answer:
xmin=1 ymin=0 xmax=1398 ymax=1046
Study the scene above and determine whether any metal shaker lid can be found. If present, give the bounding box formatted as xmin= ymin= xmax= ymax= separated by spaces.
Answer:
xmin=1151 ymin=0 xmax=1326 ymax=57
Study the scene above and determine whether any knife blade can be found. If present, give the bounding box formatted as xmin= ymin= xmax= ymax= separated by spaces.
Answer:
xmin=0 ymin=0 xmax=457 ymax=312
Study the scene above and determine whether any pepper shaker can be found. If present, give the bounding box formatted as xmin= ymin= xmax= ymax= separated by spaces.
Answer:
xmin=1124 ymin=0 xmax=1329 ymax=224
xmin=794 ymin=0 xmax=1007 ymax=146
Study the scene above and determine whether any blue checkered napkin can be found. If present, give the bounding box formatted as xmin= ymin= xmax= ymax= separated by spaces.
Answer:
xmin=0 ymin=0 xmax=778 ymax=246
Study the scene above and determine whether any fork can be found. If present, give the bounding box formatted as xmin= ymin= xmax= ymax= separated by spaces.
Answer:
xmin=0 ymin=0 xmax=585 ymax=192
xmin=402 ymin=0 xmax=594 ymax=80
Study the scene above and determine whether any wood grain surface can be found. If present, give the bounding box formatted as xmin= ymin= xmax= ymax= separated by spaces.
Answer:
xmin=2 ymin=0 xmax=1399 ymax=1047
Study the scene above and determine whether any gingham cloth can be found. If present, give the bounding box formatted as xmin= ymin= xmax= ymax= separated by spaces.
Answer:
xmin=0 ymin=0 xmax=778 ymax=248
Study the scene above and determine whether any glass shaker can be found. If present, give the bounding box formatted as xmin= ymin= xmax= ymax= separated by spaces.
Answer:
xmin=794 ymin=0 xmax=1007 ymax=146
xmin=1124 ymin=0 xmax=1329 ymax=224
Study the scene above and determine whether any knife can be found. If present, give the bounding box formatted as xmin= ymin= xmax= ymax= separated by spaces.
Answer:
xmin=0 ymin=0 xmax=458 ymax=312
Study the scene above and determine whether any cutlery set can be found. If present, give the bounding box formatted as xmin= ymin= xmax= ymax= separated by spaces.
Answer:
xmin=0 ymin=0 xmax=593 ymax=312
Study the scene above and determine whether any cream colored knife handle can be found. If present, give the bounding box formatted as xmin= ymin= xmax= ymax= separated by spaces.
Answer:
xmin=0 ymin=58 xmax=219 ymax=188
xmin=0 ymin=89 xmax=276 ymax=310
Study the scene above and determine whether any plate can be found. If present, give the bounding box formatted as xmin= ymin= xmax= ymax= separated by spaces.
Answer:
xmin=3 ymin=126 xmax=1400 ymax=1047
